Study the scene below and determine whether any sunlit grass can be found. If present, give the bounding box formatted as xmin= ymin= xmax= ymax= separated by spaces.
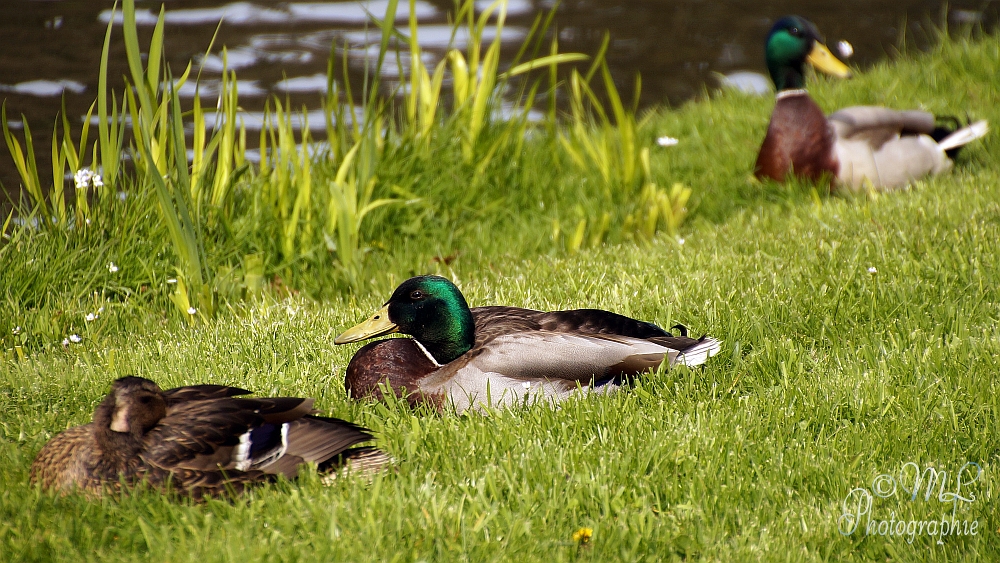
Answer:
xmin=3 ymin=159 xmax=999 ymax=560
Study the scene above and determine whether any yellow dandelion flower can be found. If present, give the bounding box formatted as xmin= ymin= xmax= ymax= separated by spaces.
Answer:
xmin=572 ymin=527 xmax=593 ymax=544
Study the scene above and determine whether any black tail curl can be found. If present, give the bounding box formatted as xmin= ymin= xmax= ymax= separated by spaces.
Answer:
xmin=931 ymin=115 xmax=969 ymax=160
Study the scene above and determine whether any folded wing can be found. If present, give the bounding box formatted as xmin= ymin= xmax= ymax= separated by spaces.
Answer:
xmin=422 ymin=331 xmax=720 ymax=411
xmin=141 ymin=397 xmax=375 ymax=479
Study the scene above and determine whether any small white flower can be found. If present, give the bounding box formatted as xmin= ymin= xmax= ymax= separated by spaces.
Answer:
xmin=187 ymin=307 xmax=197 ymax=315
xmin=167 ymin=278 xmax=177 ymax=284
xmin=62 ymin=338 xmax=70 ymax=346
xmin=74 ymin=169 xmax=93 ymax=189
xmin=868 ymin=267 xmax=877 ymax=274
xmin=92 ymin=175 xmax=104 ymax=188
xmin=108 ymin=262 xmax=119 ymax=273
xmin=12 ymin=326 xmax=21 ymax=335
xmin=85 ymin=313 xmax=96 ymax=322
xmin=69 ymin=334 xmax=82 ymax=343
xmin=837 ymin=40 xmax=854 ymax=59
xmin=85 ymin=218 xmax=91 ymax=225
xmin=656 ymin=136 xmax=679 ymax=147
xmin=521 ymin=382 xmax=531 ymax=390
xmin=678 ymin=238 xmax=686 ymax=245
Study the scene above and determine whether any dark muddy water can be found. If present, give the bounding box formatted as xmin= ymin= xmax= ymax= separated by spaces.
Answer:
xmin=0 ymin=0 xmax=996 ymax=206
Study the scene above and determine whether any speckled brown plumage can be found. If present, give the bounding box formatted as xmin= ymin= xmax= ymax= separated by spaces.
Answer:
xmin=754 ymin=92 xmax=839 ymax=186
xmin=30 ymin=377 xmax=387 ymax=498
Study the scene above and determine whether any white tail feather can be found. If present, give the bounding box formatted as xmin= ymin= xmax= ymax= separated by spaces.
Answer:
xmin=938 ymin=120 xmax=989 ymax=152
xmin=233 ymin=431 xmax=252 ymax=471
xmin=675 ymin=337 xmax=722 ymax=367
xmin=322 ymin=449 xmax=394 ymax=485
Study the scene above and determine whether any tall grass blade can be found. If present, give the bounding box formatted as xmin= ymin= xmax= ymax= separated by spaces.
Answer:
xmin=1 ymin=105 xmax=47 ymax=218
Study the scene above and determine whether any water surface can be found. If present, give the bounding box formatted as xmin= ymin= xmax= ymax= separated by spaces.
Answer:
xmin=0 ymin=0 xmax=995 ymax=205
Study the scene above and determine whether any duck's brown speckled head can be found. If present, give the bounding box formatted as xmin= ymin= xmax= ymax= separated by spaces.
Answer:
xmin=94 ymin=376 xmax=168 ymax=436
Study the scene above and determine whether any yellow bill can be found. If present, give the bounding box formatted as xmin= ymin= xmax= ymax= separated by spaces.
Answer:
xmin=807 ymin=42 xmax=852 ymax=78
xmin=334 ymin=305 xmax=398 ymax=344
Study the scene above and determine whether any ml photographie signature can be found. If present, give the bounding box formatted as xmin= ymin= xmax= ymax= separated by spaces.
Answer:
xmin=838 ymin=461 xmax=981 ymax=544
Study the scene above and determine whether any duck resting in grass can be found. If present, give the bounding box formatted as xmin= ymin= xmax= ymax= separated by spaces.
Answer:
xmin=30 ymin=377 xmax=388 ymax=498
xmin=334 ymin=275 xmax=720 ymax=413
xmin=754 ymin=15 xmax=988 ymax=191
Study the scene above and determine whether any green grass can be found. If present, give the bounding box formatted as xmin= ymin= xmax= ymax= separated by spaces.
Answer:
xmin=2 ymin=23 xmax=999 ymax=563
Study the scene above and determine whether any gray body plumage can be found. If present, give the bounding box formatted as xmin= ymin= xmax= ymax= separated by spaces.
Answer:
xmin=416 ymin=331 xmax=721 ymax=413
xmin=829 ymin=106 xmax=986 ymax=190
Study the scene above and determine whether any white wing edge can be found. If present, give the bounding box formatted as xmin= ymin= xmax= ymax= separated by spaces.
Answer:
xmin=938 ymin=120 xmax=989 ymax=152
xmin=674 ymin=338 xmax=722 ymax=367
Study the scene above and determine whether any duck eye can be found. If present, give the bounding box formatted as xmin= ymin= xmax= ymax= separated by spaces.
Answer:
xmin=410 ymin=290 xmax=425 ymax=301
xmin=789 ymin=27 xmax=800 ymax=37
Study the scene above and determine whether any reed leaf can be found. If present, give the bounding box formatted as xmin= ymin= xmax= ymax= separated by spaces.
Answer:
xmin=48 ymin=121 xmax=67 ymax=227
xmin=502 ymin=53 xmax=590 ymax=78
xmin=1 ymin=107 xmax=49 ymax=220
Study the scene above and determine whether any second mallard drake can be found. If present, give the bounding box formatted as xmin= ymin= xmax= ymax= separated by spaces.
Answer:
xmin=754 ymin=15 xmax=988 ymax=191
xmin=334 ymin=275 xmax=720 ymax=413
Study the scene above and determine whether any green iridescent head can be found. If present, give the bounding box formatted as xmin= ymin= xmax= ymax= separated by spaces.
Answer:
xmin=766 ymin=16 xmax=851 ymax=91
xmin=335 ymin=275 xmax=475 ymax=365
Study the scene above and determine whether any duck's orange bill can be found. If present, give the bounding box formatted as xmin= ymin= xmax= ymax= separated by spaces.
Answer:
xmin=807 ymin=42 xmax=852 ymax=78
xmin=334 ymin=305 xmax=398 ymax=344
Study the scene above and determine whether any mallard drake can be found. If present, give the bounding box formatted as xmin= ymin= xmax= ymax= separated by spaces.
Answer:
xmin=334 ymin=275 xmax=720 ymax=413
xmin=30 ymin=376 xmax=388 ymax=498
xmin=754 ymin=15 xmax=988 ymax=190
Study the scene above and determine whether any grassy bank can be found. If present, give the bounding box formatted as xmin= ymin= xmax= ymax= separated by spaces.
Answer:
xmin=2 ymin=5 xmax=999 ymax=561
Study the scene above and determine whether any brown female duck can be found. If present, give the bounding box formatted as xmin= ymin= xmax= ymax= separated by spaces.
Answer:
xmin=755 ymin=16 xmax=988 ymax=191
xmin=335 ymin=275 xmax=720 ymax=413
xmin=30 ymin=376 xmax=388 ymax=497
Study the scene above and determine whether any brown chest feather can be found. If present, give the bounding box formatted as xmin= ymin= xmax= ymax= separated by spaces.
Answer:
xmin=344 ymin=338 xmax=441 ymax=408
xmin=754 ymin=94 xmax=839 ymax=185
